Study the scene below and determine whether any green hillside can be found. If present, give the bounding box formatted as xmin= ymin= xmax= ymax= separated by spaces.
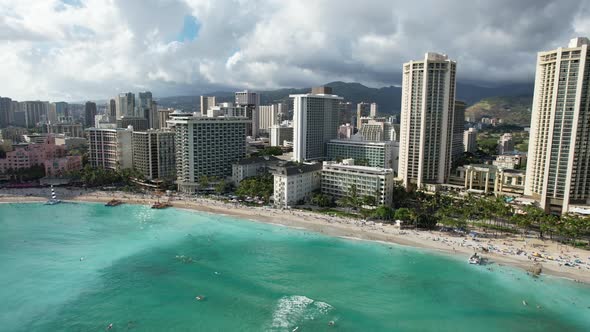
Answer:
xmin=466 ymin=96 xmax=533 ymax=126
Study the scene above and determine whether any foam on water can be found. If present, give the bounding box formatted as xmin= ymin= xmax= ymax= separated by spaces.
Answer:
xmin=270 ymin=295 xmax=333 ymax=330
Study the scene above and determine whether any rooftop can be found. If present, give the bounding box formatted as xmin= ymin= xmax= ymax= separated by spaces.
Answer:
xmin=328 ymin=139 xmax=392 ymax=146
xmin=568 ymin=37 xmax=590 ymax=48
xmin=322 ymin=161 xmax=393 ymax=175
xmin=234 ymin=155 xmax=280 ymax=165
xmin=272 ymin=162 xmax=322 ymax=176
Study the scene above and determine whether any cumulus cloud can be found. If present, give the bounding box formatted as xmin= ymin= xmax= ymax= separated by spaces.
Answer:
xmin=0 ymin=0 xmax=588 ymax=101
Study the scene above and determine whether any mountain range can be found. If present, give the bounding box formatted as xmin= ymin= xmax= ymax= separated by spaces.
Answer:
xmin=156 ymin=81 xmax=534 ymax=119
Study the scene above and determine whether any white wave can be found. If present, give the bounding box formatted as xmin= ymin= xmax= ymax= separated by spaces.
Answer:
xmin=270 ymin=295 xmax=333 ymax=330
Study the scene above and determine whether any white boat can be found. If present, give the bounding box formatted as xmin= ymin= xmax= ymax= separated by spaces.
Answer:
xmin=469 ymin=253 xmax=481 ymax=265
xmin=45 ymin=185 xmax=61 ymax=205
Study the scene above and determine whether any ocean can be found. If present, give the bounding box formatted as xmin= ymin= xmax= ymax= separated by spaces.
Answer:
xmin=1 ymin=202 xmax=589 ymax=331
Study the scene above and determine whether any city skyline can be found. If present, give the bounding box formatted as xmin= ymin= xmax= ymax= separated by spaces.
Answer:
xmin=0 ymin=0 xmax=589 ymax=101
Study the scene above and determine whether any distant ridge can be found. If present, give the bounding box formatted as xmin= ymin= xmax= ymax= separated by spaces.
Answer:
xmin=156 ymin=81 xmax=534 ymax=114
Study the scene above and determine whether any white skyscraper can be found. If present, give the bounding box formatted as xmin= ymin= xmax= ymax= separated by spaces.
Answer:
xmin=115 ymin=92 xmax=135 ymax=119
xmin=525 ymin=37 xmax=590 ymax=213
xmin=291 ymin=87 xmax=343 ymax=162
xmin=497 ymin=133 xmax=514 ymax=155
xmin=200 ymin=96 xmax=216 ymax=116
xmin=87 ymin=127 xmax=133 ymax=170
xmin=398 ymin=52 xmax=456 ymax=189
xmin=138 ymin=91 xmax=153 ymax=118
xmin=463 ymin=128 xmax=477 ymax=153
xmin=370 ymin=102 xmax=378 ymax=117
xmin=258 ymin=103 xmax=285 ymax=133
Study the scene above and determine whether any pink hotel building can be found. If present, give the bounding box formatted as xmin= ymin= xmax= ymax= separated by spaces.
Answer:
xmin=0 ymin=135 xmax=82 ymax=176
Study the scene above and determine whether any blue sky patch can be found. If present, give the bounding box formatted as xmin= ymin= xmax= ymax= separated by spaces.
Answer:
xmin=61 ymin=0 xmax=83 ymax=7
xmin=176 ymin=15 xmax=200 ymax=42
xmin=55 ymin=0 xmax=83 ymax=12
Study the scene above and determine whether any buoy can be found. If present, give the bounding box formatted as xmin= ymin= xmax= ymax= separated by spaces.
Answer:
xmin=522 ymin=300 xmax=528 ymax=306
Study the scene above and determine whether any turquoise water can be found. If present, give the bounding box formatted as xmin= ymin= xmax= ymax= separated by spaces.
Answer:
xmin=1 ymin=203 xmax=590 ymax=331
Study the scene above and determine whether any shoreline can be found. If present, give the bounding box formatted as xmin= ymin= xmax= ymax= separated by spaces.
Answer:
xmin=1 ymin=188 xmax=590 ymax=284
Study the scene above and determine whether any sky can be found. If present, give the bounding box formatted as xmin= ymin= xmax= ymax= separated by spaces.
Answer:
xmin=0 ymin=0 xmax=589 ymax=102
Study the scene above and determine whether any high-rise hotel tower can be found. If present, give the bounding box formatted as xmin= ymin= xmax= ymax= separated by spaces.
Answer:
xmin=398 ymin=53 xmax=456 ymax=189
xmin=291 ymin=87 xmax=342 ymax=162
xmin=525 ymin=37 xmax=590 ymax=213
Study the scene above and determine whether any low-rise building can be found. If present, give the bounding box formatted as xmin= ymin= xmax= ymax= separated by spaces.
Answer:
xmin=23 ymin=134 xmax=51 ymax=144
xmin=493 ymin=153 xmax=527 ymax=169
xmin=272 ymin=162 xmax=322 ymax=208
xmin=54 ymin=135 xmax=87 ymax=150
xmin=132 ymin=129 xmax=176 ymax=180
xmin=448 ymin=164 xmax=526 ymax=196
xmin=0 ymin=127 xmax=28 ymax=143
xmin=232 ymin=155 xmax=280 ymax=185
xmin=46 ymin=122 xmax=84 ymax=138
xmin=87 ymin=127 xmax=133 ymax=170
xmin=321 ymin=159 xmax=394 ymax=206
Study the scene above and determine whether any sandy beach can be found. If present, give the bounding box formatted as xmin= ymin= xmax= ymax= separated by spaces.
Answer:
xmin=2 ymin=187 xmax=590 ymax=284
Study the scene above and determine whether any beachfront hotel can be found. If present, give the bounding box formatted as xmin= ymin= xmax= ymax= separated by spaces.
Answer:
xmin=272 ymin=162 xmax=322 ymax=208
xmin=525 ymin=37 xmax=590 ymax=214
xmin=321 ymin=159 xmax=394 ymax=206
xmin=168 ymin=115 xmax=249 ymax=193
xmin=131 ymin=129 xmax=176 ymax=180
xmin=87 ymin=127 xmax=133 ymax=170
xmin=0 ymin=135 xmax=80 ymax=175
xmin=398 ymin=52 xmax=456 ymax=189
xmin=326 ymin=139 xmax=396 ymax=170
xmin=231 ymin=155 xmax=280 ymax=185
xmin=291 ymin=87 xmax=343 ymax=162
